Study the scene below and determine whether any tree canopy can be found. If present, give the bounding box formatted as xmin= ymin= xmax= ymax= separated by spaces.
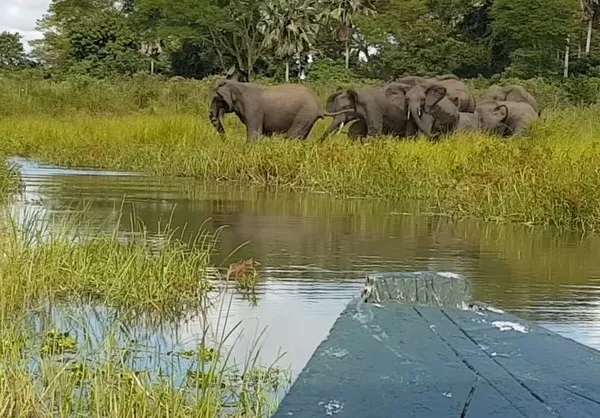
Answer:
xmin=20 ymin=0 xmax=600 ymax=80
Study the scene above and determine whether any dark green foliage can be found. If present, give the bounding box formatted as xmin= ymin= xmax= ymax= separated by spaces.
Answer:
xmin=21 ymin=0 xmax=600 ymax=83
xmin=0 ymin=32 xmax=29 ymax=70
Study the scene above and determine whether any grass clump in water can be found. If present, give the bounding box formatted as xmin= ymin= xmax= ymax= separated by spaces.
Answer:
xmin=0 ymin=209 xmax=219 ymax=319
xmin=0 ymin=208 xmax=290 ymax=417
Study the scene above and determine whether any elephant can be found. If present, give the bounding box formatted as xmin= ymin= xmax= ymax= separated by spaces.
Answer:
xmin=319 ymin=89 xmax=362 ymax=140
xmin=319 ymin=83 xmax=412 ymax=141
xmin=475 ymin=99 xmax=539 ymax=137
xmin=481 ymin=85 xmax=540 ymax=116
xmin=209 ymin=80 xmax=351 ymax=140
xmin=456 ymin=112 xmax=479 ymax=132
xmin=394 ymin=75 xmax=427 ymax=86
xmin=386 ymin=82 xmax=459 ymax=139
xmin=394 ymin=74 xmax=475 ymax=112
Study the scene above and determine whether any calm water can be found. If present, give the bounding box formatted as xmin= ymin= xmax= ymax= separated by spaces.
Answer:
xmin=7 ymin=157 xmax=600 ymax=382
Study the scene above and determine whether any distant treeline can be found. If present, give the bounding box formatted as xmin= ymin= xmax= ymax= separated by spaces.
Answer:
xmin=1 ymin=0 xmax=600 ymax=83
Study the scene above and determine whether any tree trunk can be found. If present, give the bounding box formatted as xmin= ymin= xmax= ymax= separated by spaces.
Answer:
xmin=150 ymin=59 xmax=154 ymax=75
xmin=285 ymin=61 xmax=290 ymax=82
xmin=345 ymin=39 xmax=350 ymax=69
xmin=586 ymin=17 xmax=593 ymax=55
xmin=564 ymin=35 xmax=570 ymax=78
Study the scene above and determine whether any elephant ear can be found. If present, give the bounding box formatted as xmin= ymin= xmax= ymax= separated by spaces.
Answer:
xmin=325 ymin=91 xmax=344 ymax=113
xmin=491 ymin=104 xmax=509 ymax=122
xmin=425 ymin=84 xmax=447 ymax=109
xmin=449 ymin=96 xmax=461 ymax=108
xmin=216 ymin=81 xmax=235 ymax=111
xmin=346 ymin=88 xmax=360 ymax=109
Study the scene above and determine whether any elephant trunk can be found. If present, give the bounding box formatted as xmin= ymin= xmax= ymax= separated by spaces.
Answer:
xmin=409 ymin=101 xmax=431 ymax=136
xmin=209 ymin=99 xmax=225 ymax=134
xmin=319 ymin=114 xmax=350 ymax=141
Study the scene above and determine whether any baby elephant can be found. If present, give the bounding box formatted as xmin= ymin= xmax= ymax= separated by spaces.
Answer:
xmin=475 ymin=100 xmax=539 ymax=137
xmin=209 ymin=80 xmax=349 ymax=140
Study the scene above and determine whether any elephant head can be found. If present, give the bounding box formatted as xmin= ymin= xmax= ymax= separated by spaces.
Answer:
xmin=476 ymin=102 xmax=509 ymax=136
xmin=402 ymin=83 xmax=448 ymax=136
xmin=319 ymin=89 xmax=360 ymax=141
xmin=209 ymin=80 xmax=238 ymax=134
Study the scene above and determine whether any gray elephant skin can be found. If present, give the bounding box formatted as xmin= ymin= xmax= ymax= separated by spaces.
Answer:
xmin=395 ymin=74 xmax=476 ymax=113
xmin=387 ymin=82 xmax=459 ymax=139
xmin=456 ymin=112 xmax=479 ymax=132
xmin=209 ymin=80 xmax=350 ymax=140
xmin=475 ymin=100 xmax=539 ymax=137
xmin=320 ymin=84 xmax=412 ymax=141
xmin=481 ymin=85 xmax=540 ymax=116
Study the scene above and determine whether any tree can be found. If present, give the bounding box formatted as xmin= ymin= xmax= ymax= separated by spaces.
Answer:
xmin=32 ymin=0 xmax=148 ymax=76
xmin=582 ymin=0 xmax=600 ymax=55
xmin=0 ymin=32 xmax=27 ymax=70
xmin=258 ymin=0 xmax=321 ymax=81
xmin=320 ymin=0 xmax=375 ymax=69
xmin=492 ymin=0 xmax=580 ymax=77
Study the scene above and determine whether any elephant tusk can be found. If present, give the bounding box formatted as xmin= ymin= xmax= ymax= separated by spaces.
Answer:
xmin=417 ymin=109 xmax=422 ymax=118
xmin=337 ymin=122 xmax=345 ymax=134
xmin=407 ymin=109 xmax=411 ymax=119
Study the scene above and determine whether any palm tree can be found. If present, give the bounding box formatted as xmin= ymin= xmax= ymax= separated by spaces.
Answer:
xmin=258 ymin=0 xmax=321 ymax=81
xmin=320 ymin=0 xmax=375 ymax=69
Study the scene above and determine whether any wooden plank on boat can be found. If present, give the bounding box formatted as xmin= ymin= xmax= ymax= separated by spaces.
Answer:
xmin=272 ymin=272 xmax=600 ymax=418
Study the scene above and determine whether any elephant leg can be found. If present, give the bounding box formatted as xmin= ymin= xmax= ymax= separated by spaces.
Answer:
xmin=287 ymin=115 xmax=320 ymax=140
xmin=245 ymin=119 xmax=263 ymax=141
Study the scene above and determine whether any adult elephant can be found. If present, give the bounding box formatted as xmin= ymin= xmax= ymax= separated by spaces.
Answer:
xmin=475 ymin=100 xmax=539 ymax=137
xmin=386 ymin=82 xmax=459 ymax=139
xmin=209 ymin=80 xmax=351 ymax=140
xmin=481 ymin=85 xmax=540 ymax=116
xmin=395 ymin=74 xmax=475 ymax=113
xmin=319 ymin=83 xmax=413 ymax=141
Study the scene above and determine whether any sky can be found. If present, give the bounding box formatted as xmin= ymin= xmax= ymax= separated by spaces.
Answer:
xmin=1 ymin=0 xmax=49 ymax=51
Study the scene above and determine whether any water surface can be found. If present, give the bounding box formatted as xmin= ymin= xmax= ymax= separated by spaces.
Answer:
xmin=8 ymin=157 xmax=600 ymax=381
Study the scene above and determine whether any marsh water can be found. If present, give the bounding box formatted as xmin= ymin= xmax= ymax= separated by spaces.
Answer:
xmin=7 ymin=157 xmax=600 ymax=387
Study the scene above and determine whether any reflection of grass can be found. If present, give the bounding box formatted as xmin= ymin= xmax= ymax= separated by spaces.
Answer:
xmin=2 ymin=107 xmax=600 ymax=230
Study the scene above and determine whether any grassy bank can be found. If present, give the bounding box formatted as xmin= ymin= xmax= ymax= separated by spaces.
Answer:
xmin=1 ymin=74 xmax=600 ymax=231
xmin=1 ymin=105 xmax=600 ymax=230
xmin=0 ymin=209 xmax=287 ymax=416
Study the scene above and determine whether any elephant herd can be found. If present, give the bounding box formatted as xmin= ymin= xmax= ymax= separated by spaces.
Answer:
xmin=208 ymin=73 xmax=541 ymax=142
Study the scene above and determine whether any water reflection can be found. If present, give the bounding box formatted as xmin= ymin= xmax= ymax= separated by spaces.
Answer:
xmin=7 ymin=157 xmax=600 ymax=380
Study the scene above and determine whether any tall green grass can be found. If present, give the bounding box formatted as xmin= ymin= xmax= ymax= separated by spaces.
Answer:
xmin=0 ymin=208 xmax=220 ymax=319
xmin=0 ymin=208 xmax=289 ymax=417
xmin=1 ymin=106 xmax=600 ymax=230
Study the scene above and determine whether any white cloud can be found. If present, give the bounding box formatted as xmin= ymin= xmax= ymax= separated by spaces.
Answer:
xmin=0 ymin=0 xmax=50 ymax=51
